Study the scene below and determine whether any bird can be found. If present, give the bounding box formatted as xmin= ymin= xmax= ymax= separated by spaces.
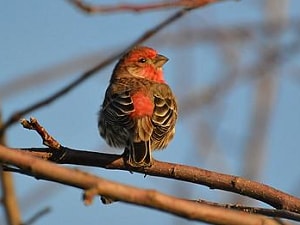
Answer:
xmin=98 ymin=46 xmax=177 ymax=167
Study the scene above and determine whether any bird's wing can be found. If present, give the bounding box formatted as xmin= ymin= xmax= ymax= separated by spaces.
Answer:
xmin=99 ymin=88 xmax=135 ymax=147
xmin=151 ymin=84 xmax=177 ymax=149
xmin=101 ymin=88 xmax=135 ymax=126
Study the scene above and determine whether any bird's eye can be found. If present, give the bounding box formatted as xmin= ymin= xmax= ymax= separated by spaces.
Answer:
xmin=138 ymin=58 xmax=146 ymax=63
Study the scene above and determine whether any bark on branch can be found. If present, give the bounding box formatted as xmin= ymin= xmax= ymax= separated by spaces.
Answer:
xmin=0 ymin=145 xmax=286 ymax=225
xmin=1 ymin=118 xmax=300 ymax=222
xmin=16 ymin=146 xmax=300 ymax=214
xmin=4 ymin=117 xmax=299 ymax=217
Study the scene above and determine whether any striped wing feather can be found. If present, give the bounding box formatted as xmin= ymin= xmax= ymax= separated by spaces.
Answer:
xmin=99 ymin=90 xmax=135 ymax=147
xmin=151 ymin=84 xmax=177 ymax=149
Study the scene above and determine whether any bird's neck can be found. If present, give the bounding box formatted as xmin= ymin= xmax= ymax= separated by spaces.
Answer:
xmin=144 ymin=67 xmax=165 ymax=83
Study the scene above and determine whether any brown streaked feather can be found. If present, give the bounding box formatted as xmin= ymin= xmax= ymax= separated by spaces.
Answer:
xmin=134 ymin=117 xmax=153 ymax=142
xmin=151 ymin=83 xmax=177 ymax=150
xmin=126 ymin=140 xmax=152 ymax=167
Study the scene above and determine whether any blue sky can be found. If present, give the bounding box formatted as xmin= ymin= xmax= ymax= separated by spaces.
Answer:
xmin=1 ymin=1 xmax=300 ymax=225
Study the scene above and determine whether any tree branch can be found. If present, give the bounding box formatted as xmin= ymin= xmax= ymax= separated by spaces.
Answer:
xmin=0 ymin=145 xmax=285 ymax=225
xmin=69 ymin=0 xmax=225 ymax=14
xmin=17 ymin=146 xmax=300 ymax=214
xmin=0 ymin=170 xmax=22 ymax=225
xmin=12 ymin=117 xmax=300 ymax=216
xmin=2 ymin=118 xmax=300 ymax=221
xmin=0 ymin=111 xmax=22 ymax=225
xmin=195 ymin=199 xmax=300 ymax=221
xmin=0 ymin=4 xmax=203 ymax=136
xmin=0 ymin=0 xmax=228 ymax=135
xmin=23 ymin=207 xmax=51 ymax=225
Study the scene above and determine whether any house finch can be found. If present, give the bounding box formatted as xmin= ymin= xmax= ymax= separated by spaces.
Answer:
xmin=98 ymin=46 xmax=177 ymax=167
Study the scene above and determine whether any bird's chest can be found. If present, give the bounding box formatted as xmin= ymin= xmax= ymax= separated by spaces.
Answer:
xmin=114 ymin=78 xmax=157 ymax=118
xmin=130 ymin=91 xmax=154 ymax=117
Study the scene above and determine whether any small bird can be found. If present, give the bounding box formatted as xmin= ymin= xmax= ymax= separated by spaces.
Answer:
xmin=98 ymin=46 xmax=177 ymax=167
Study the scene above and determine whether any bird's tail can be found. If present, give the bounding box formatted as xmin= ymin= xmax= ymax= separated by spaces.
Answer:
xmin=126 ymin=141 xmax=152 ymax=167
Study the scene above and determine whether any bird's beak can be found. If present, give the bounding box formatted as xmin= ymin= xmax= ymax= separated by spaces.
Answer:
xmin=153 ymin=54 xmax=169 ymax=68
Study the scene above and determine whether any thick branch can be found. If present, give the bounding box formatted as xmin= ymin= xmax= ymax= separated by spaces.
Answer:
xmin=16 ymin=146 xmax=300 ymax=214
xmin=12 ymin=117 xmax=300 ymax=215
xmin=0 ymin=145 xmax=282 ymax=225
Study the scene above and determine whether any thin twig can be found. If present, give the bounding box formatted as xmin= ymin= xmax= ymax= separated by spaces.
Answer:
xmin=69 ymin=0 xmax=224 ymax=14
xmin=21 ymin=117 xmax=61 ymax=150
xmin=195 ymin=199 xmax=300 ymax=221
xmin=0 ymin=5 xmax=206 ymax=136
xmin=2 ymin=18 xmax=300 ymax=100
xmin=22 ymin=207 xmax=51 ymax=225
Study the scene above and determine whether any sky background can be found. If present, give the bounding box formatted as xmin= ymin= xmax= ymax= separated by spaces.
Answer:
xmin=1 ymin=1 xmax=300 ymax=225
